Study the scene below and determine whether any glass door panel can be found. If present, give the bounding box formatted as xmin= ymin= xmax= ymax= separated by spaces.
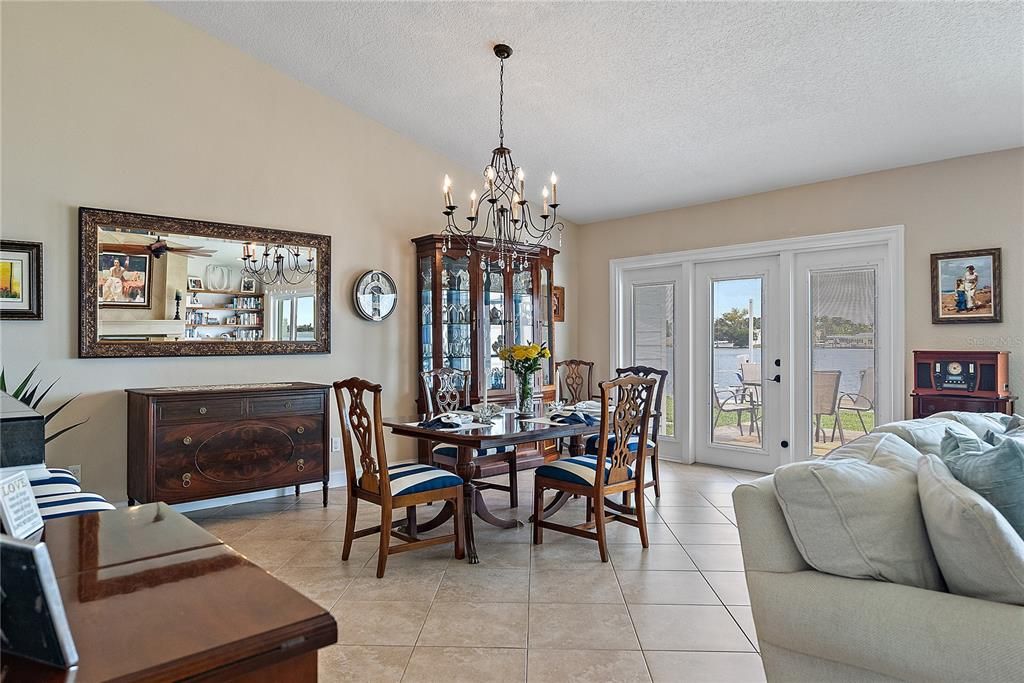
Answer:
xmin=419 ymin=256 xmax=433 ymax=371
xmin=539 ymin=265 xmax=553 ymax=385
xmin=483 ymin=263 xmax=507 ymax=392
xmin=631 ymin=282 xmax=675 ymax=437
xmin=710 ymin=277 xmax=763 ymax=449
xmin=810 ymin=268 xmax=877 ymax=455
xmin=441 ymin=254 xmax=472 ymax=375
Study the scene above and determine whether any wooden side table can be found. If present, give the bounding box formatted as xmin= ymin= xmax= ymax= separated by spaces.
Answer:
xmin=2 ymin=504 xmax=337 ymax=682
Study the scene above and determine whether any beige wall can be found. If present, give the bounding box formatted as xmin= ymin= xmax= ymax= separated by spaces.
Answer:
xmin=577 ymin=149 xmax=1023 ymax=411
xmin=0 ymin=2 xmax=579 ymax=501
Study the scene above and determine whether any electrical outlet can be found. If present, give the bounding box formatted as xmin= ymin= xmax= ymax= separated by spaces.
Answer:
xmin=331 ymin=437 xmax=342 ymax=452
xmin=67 ymin=464 xmax=82 ymax=481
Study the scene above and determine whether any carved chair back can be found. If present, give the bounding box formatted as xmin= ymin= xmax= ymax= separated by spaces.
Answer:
xmin=333 ymin=377 xmax=391 ymax=498
xmin=594 ymin=375 xmax=657 ymax=488
xmin=616 ymin=365 xmax=668 ymax=440
xmin=555 ymin=359 xmax=596 ymax=404
xmin=421 ymin=367 xmax=471 ymax=416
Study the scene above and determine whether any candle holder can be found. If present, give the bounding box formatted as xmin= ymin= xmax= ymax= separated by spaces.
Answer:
xmin=173 ymin=291 xmax=182 ymax=320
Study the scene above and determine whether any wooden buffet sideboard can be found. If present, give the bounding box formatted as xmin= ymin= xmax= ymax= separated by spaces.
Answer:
xmin=126 ymin=383 xmax=330 ymax=506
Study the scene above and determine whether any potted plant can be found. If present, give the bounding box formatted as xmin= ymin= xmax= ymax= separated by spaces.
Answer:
xmin=497 ymin=343 xmax=551 ymax=415
xmin=1 ymin=365 xmax=88 ymax=443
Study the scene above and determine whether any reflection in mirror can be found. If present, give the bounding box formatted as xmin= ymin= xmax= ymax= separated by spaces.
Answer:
xmin=79 ymin=208 xmax=330 ymax=358
xmin=96 ymin=228 xmax=318 ymax=344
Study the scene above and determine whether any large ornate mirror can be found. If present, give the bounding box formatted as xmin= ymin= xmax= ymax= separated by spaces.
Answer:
xmin=79 ymin=207 xmax=331 ymax=357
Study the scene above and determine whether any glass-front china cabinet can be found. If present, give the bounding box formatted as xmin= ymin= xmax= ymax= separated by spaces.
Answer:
xmin=413 ymin=234 xmax=557 ymax=465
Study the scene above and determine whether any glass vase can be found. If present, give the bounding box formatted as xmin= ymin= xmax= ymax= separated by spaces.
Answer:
xmin=515 ymin=372 xmax=534 ymax=416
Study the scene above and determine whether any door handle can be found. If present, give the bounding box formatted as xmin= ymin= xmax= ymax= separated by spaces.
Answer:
xmin=769 ymin=375 xmax=781 ymax=383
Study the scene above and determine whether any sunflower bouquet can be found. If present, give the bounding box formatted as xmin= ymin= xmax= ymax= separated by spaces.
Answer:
xmin=497 ymin=342 xmax=551 ymax=415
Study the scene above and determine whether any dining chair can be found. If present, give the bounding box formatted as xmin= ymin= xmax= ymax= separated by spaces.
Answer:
xmin=420 ymin=367 xmax=519 ymax=507
xmin=554 ymin=359 xmax=598 ymax=453
xmin=837 ymin=366 xmax=874 ymax=435
xmin=583 ymin=365 xmax=668 ymax=498
xmin=334 ymin=377 xmax=465 ymax=578
xmin=812 ymin=370 xmax=845 ymax=445
xmin=532 ymin=374 xmax=657 ymax=561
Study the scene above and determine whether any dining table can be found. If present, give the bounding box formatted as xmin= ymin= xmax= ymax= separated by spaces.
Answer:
xmin=382 ymin=408 xmax=604 ymax=564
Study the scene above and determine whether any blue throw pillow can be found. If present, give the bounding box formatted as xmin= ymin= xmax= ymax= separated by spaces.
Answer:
xmin=942 ymin=437 xmax=1024 ymax=538
xmin=940 ymin=428 xmax=989 ymax=458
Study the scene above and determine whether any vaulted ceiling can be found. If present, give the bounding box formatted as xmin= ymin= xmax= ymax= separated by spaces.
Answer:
xmin=158 ymin=1 xmax=1023 ymax=224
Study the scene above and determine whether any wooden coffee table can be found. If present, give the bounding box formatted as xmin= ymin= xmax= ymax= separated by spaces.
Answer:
xmin=3 ymin=504 xmax=337 ymax=682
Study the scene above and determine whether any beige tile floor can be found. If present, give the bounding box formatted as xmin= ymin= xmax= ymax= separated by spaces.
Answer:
xmin=192 ymin=462 xmax=765 ymax=682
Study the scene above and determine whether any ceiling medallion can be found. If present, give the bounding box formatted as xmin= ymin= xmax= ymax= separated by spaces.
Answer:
xmin=440 ymin=44 xmax=563 ymax=272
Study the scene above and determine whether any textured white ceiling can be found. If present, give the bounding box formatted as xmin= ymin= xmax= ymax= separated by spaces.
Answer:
xmin=157 ymin=1 xmax=1023 ymax=224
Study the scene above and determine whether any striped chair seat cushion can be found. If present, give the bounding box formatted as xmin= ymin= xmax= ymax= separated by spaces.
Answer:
xmin=28 ymin=467 xmax=82 ymax=496
xmin=432 ymin=444 xmax=516 ymax=459
xmin=35 ymin=492 xmax=115 ymax=520
xmin=584 ymin=434 xmax=656 ymax=456
xmin=386 ymin=463 xmax=463 ymax=496
xmin=535 ymin=455 xmax=634 ymax=487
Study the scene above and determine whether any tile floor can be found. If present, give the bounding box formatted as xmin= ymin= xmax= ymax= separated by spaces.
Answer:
xmin=191 ymin=462 xmax=765 ymax=682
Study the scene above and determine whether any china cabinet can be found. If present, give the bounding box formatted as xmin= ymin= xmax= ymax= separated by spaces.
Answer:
xmin=413 ymin=234 xmax=558 ymax=467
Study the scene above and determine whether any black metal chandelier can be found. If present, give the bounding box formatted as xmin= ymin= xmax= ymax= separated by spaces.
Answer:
xmin=440 ymin=44 xmax=564 ymax=271
xmin=241 ymin=242 xmax=316 ymax=286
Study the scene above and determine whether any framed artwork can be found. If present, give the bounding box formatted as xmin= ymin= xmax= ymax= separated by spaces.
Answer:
xmin=98 ymin=252 xmax=151 ymax=308
xmin=0 ymin=240 xmax=43 ymax=320
xmin=931 ymin=248 xmax=1001 ymax=324
xmin=239 ymin=276 xmax=257 ymax=294
xmin=352 ymin=270 xmax=397 ymax=321
xmin=552 ymin=285 xmax=565 ymax=322
xmin=187 ymin=276 xmax=204 ymax=291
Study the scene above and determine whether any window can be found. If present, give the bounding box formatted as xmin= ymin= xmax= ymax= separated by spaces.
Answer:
xmin=273 ymin=293 xmax=316 ymax=342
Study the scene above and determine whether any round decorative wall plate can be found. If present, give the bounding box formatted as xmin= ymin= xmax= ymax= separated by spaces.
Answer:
xmin=352 ymin=270 xmax=397 ymax=321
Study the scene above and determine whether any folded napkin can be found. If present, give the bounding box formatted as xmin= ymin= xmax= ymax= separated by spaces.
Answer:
xmin=574 ymin=400 xmax=602 ymax=412
xmin=418 ymin=416 xmax=462 ymax=429
xmin=550 ymin=412 xmax=598 ymax=426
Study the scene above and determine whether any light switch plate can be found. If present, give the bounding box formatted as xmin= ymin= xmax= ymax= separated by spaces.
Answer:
xmin=331 ymin=437 xmax=341 ymax=452
xmin=66 ymin=464 xmax=82 ymax=481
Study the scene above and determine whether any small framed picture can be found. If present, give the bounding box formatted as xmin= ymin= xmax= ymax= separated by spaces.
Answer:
xmin=931 ymin=248 xmax=1002 ymax=324
xmin=98 ymin=252 xmax=151 ymax=308
xmin=0 ymin=240 xmax=43 ymax=320
xmin=187 ymin=276 xmax=204 ymax=291
xmin=552 ymin=285 xmax=565 ymax=322
xmin=240 ymin=276 xmax=257 ymax=294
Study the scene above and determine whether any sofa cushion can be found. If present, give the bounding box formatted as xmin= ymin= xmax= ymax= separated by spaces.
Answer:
xmin=872 ymin=417 xmax=978 ymax=456
xmin=939 ymin=427 xmax=990 ymax=459
xmin=942 ymin=437 xmax=1024 ymax=538
xmin=917 ymin=454 xmax=1024 ymax=605
xmin=773 ymin=432 xmax=945 ymax=590
xmin=930 ymin=411 xmax=1014 ymax=438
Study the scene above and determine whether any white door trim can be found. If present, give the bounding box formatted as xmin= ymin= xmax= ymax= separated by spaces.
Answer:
xmin=610 ymin=225 xmax=905 ymax=467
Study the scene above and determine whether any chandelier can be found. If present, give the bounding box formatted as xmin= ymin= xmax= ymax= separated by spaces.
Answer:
xmin=241 ymin=242 xmax=316 ymax=286
xmin=440 ymin=44 xmax=564 ymax=272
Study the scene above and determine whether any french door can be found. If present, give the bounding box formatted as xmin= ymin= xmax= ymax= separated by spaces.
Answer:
xmin=694 ymin=256 xmax=788 ymax=471
xmin=612 ymin=227 xmax=903 ymax=473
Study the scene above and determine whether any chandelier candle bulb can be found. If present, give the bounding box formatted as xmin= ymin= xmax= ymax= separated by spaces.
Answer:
xmin=542 ymin=186 xmax=549 ymax=214
xmin=517 ymin=167 xmax=525 ymax=196
xmin=550 ymin=173 xmax=558 ymax=204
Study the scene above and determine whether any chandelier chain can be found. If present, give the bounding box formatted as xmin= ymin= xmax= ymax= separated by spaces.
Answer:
xmin=498 ymin=57 xmax=505 ymax=147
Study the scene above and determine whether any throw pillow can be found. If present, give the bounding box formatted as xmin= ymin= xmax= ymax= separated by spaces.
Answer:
xmin=873 ymin=418 xmax=979 ymax=456
xmin=942 ymin=437 xmax=1024 ymax=538
xmin=917 ymin=454 xmax=1024 ymax=605
xmin=773 ymin=433 xmax=945 ymax=590
xmin=930 ymin=411 xmax=1013 ymax=438
xmin=939 ymin=427 xmax=990 ymax=459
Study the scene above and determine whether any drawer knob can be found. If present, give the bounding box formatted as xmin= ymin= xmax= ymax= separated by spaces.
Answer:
xmin=285 ymin=401 xmax=293 ymax=409
xmin=182 ymin=472 xmax=192 ymax=488
xmin=183 ymin=436 xmax=193 ymax=446
xmin=198 ymin=406 xmax=208 ymax=415
xmin=296 ymin=458 xmax=305 ymax=472
xmin=296 ymin=425 xmax=305 ymax=434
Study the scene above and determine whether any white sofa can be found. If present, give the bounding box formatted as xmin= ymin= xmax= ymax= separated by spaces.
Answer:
xmin=733 ymin=415 xmax=1024 ymax=682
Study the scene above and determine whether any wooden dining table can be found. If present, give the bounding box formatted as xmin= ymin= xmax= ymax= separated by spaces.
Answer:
xmin=382 ymin=410 xmax=604 ymax=564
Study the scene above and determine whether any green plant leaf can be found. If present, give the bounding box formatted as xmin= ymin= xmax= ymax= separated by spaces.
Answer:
xmin=31 ymin=378 xmax=60 ymax=410
xmin=45 ymin=419 xmax=88 ymax=444
xmin=44 ymin=393 xmax=80 ymax=425
xmin=0 ymin=369 xmax=6 ymax=393
xmin=21 ymin=382 xmax=40 ymax=406
xmin=12 ymin=364 xmax=39 ymax=400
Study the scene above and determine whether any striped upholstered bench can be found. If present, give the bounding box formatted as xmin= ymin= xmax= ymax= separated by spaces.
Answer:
xmin=26 ymin=467 xmax=115 ymax=520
